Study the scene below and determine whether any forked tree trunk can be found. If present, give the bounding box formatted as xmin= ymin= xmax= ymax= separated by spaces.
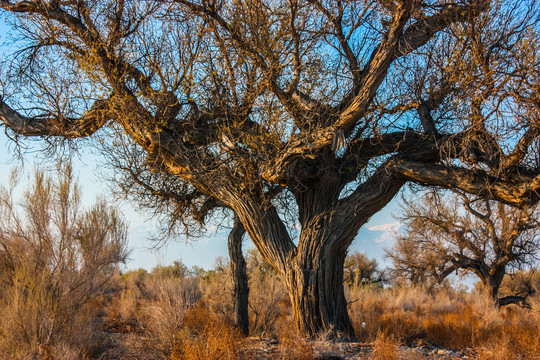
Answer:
xmin=231 ymin=170 xmax=402 ymax=341
xmin=483 ymin=269 xmax=531 ymax=308
xmin=228 ymin=216 xmax=249 ymax=335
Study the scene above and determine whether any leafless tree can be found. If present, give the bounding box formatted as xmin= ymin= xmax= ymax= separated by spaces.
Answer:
xmin=387 ymin=190 xmax=540 ymax=305
xmin=343 ymin=251 xmax=384 ymax=287
xmin=1 ymin=0 xmax=540 ymax=339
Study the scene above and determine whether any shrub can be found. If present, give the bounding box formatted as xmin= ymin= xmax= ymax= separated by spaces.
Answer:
xmin=370 ymin=331 xmax=399 ymax=360
xmin=176 ymin=303 xmax=242 ymax=360
xmin=142 ymin=276 xmax=202 ymax=355
xmin=346 ymin=285 xmax=540 ymax=357
xmin=0 ymin=164 xmax=128 ymax=358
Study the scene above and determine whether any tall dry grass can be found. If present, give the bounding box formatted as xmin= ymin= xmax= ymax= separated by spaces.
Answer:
xmin=102 ymin=259 xmax=540 ymax=359
xmin=347 ymin=285 xmax=540 ymax=358
xmin=141 ymin=276 xmax=202 ymax=355
xmin=176 ymin=302 xmax=243 ymax=360
xmin=370 ymin=331 xmax=399 ymax=360
xmin=200 ymin=251 xmax=290 ymax=336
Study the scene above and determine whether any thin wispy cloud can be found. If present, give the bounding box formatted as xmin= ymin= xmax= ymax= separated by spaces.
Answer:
xmin=368 ymin=222 xmax=401 ymax=243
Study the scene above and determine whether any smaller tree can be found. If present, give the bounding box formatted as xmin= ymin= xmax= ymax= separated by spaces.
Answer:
xmin=102 ymin=138 xmax=252 ymax=335
xmin=387 ymin=190 xmax=539 ymax=304
xmin=386 ymin=230 xmax=457 ymax=289
xmin=499 ymin=269 xmax=540 ymax=299
xmin=343 ymin=251 xmax=384 ymax=288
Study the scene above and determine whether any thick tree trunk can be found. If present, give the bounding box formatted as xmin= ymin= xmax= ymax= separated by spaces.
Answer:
xmin=474 ymin=265 xmax=506 ymax=303
xmin=487 ymin=271 xmax=505 ymax=301
xmin=284 ymin=209 xmax=359 ymax=340
xmin=284 ymin=250 xmax=357 ymax=341
xmin=227 ymin=216 xmax=249 ymax=335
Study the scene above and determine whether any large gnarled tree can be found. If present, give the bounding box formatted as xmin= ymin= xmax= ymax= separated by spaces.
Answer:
xmin=1 ymin=0 xmax=539 ymax=339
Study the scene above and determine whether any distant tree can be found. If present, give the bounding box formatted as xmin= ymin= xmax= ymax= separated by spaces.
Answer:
xmin=387 ymin=190 xmax=540 ymax=304
xmin=385 ymin=221 xmax=457 ymax=288
xmin=152 ymin=260 xmax=190 ymax=279
xmin=2 ymin=0 xmax=540 ymax=338
xmin=343 ymin=251 xmax=384 ymax=287
xmin=499 ymin=269 xmax=540 ymax=299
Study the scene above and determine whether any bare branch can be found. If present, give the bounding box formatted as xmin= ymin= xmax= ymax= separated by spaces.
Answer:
xmin=0 ymin=97 xmax=110 ymax=138
xmin=391 ymin=159 xmax=540 ymax=207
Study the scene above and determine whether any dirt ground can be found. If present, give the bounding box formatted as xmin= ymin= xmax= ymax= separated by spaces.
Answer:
xmin=99 ymin=333 xmax=479 ymax=360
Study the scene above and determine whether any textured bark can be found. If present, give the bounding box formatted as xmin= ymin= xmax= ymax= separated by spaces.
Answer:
xmin=489 ymin=269 xmax=506 ymax=301
xmin=452 ymin=249 xmax=509 ymax=302
xmin=261 ymin=166 xmax=404 ymax=340
xmin=227 ymin=216 xmax=249 ymax=335
xmin=284 ymin=240 xmax=356 ymax=340
xmin=287 ymin=176 xmax=355 ymax=339
xmin=476 ymin=267 xmax=506 ymax=302
xmin=0 ymin=97 xmax=110 ymax=138
xmin=391 ymin=159 xmax=540 ymax=207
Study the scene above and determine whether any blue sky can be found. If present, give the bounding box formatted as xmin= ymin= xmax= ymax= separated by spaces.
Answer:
xmin=0 ymin=15 xmax=403 ymax=272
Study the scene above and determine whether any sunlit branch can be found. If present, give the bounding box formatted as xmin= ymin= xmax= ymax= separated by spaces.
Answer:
xmin=391 ymin=158 xmax=540 ymax=207
xmin=0 ymin=97 xmax=110 ymax=138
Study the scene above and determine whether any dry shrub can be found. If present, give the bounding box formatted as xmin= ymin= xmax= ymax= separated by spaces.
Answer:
xmin=249 ymin=271 xmax=289 ymax=336
xmin=347 ymin=285 xmax=540 ymax=358
xmin=346 ymin=286 xmax=387 ymax=341
xmin=141 ymin=277 xmax=201 ymax=356
xmin=422 ymin=306 xmax=478 ymax=349
xmin=495 ymin=306 xmax=540 ymax=357
xmin=0 ymin=166 xmax=128 ymax=359
xmin=102 ymin=268 xmax=149 ymax=333
xmin=201 ymin=251 xmax=290 ymax=337
xmin=476 ymin=337 xmax=515 ymax=360
xmin=176 ymin=302 xmax=242 ymax=360
xmin=0 ymin=269 xmax=106 ymax=359
xmin=278 ymin=335 xmax=314 ymax=360
xmin=370 ymin=331 xmax=399 ymax=360
xmin=199 ymin=262 xmax=235 ymax=323
xmin=104 ymin=287 xmax=141 ymax=334
xmin=530 ymin=292 xmax=540 ymax=313
xmin=378 ymin=310 xmax=425 ymax=344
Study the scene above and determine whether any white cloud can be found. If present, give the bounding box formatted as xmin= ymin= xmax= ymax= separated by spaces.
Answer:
xmin=368 ymin=222 xmax=401 ymax=243
xmin=368 ymin=222 xmax=400 ymax=232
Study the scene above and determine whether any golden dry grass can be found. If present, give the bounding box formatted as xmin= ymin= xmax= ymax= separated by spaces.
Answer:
xmin=347 ymin=285 xmax=540 ymax=358
xmin=3 ymin=254 xmax=540 ymax=359
xmin=172 ymin=302 xmax=242 ymax=360
xmin=370 ymin=331 xmax=400 ymax=360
